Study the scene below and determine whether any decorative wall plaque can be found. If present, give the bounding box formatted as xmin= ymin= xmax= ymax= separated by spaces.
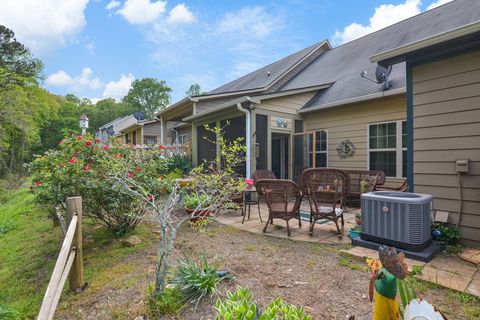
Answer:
xmin=336 ymin=140 xmax=355 ymax=159
xmin=275 ymin=118 xmax=288 ymax=128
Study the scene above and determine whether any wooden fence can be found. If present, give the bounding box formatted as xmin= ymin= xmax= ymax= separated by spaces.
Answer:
xmin=38 ymin=197 xmax=85 ymax=320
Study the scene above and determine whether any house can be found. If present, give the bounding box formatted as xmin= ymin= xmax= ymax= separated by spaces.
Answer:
xmin=95 ymin=115 xmax=138 ymax=143
xmin=95 ymin=115 xmax=169 ymax=146
xmin=158 ymin=0 xmax=480 ymax=245
xmin=368 ymin=0 xmax=480 ymax=247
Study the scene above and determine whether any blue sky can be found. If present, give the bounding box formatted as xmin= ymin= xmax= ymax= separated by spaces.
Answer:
xmin=0 ymin=0 xmax=452 ymax=103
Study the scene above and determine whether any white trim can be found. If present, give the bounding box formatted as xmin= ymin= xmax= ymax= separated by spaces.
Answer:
xmin=370 ymin=21 xmax=480 ymax=63
xmin=253 ymin=83 xmax=332 ymax=102
xmin=367 ymin=119 xmax=407 ymax=178
xmin=298 ymin=88 xmax=405 ymax=114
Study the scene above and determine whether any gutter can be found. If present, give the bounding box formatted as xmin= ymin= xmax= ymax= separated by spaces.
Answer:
xmin=182 ymin=96 xmax=260 ymax=122
xmin=298 ymin=87 xmax=405 ymax=114
xmin=370 ymin=21 xmax=480 ymax=63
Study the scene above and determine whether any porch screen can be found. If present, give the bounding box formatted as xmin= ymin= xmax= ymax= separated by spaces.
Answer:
xmin=197 ymin=122 xmax=216 ymax=164
xmin=256 ymin=114 xmax=268 ymax=170
xmin=221 ymin=116 xmax=246 ymax=177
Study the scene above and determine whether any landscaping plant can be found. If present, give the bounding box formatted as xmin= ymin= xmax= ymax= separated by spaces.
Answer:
xmin=215 ymin=286 xmax=312 ymax=320
xmin=114 ymin=124 xmax=246 ymax=297
xmin=431 ymin=222 xmax=461 ymax=253
xmin=30 ymin=133 xmax=182 ymax=234
xmin=172 ymin=255 xmax=231 ymax=307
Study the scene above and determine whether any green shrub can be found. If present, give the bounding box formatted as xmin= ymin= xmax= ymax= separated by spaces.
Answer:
xmin=184 ymin=193 xmax=210 ymax=210
xmin=167 ymin=154 xmax=192 ymax=174
xmin=431 ymin=222 xmax=461 ymax=253
xmin=30 ymin=134 xmax=175 ymax=235
xmin=172 ymin=255 xmax=230 ymax=307
xmin=147 ymin=287 xmax=184 ymax=317
xmin=215 ymin=287 xmax=312 ymax=320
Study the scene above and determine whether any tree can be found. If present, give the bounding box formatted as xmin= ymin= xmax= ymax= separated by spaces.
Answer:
xmin=0 ymin=25 xmax=42 ymax=86
xmin=185 ymin=83 xmax=201 ymax=97
xmin=122 ymin=78 xmax=171 ymax=119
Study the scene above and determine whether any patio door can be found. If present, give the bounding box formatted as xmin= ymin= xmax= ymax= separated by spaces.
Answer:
xmin=293 ymin=130 xmax=328 ymax=181
xmin=271 ymin=133 xmax=289 ymax=179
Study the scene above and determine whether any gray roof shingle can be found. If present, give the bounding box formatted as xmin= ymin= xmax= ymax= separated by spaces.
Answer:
xmin=207 ymin=41 xmax=325 ymax=95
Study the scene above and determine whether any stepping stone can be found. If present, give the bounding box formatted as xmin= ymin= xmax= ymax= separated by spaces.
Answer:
xmin=466 ymin=271 xmax=480 ymax=298
xmin=458 ymin=247 xmax=480 ymax=265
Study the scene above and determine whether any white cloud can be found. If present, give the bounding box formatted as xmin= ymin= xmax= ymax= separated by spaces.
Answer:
xmin=46 ymin=71 xmax=74 ymax=87
xmin=117 ymin=0 xmax=166 ymax=25
xmin=218 ymin=6 xmax=283 ymax=38
xmin=333 ymin=0 xmax=422 ymax=45
xmin=0 ymin=0 xmax=89 ymax=55
xmin=102 ymin=74 xmax=135 ymax=101
xmin=46 ymin=68 xmax=103 ymax=91
xmin=427 ymin=0 xmax=454 ymax=10
xmin=106 ymin=0 xmax=121 ymax=10
xmin=167 ymin=4 xmax=195 ymax=24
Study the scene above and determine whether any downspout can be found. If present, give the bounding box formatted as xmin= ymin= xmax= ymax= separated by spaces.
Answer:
xmin=172 ymin=127 xmax=178 ymax=144
xmin=236 ymin=102 xmax=251 ymax=178
xmin=159 ymin=116 xmax=164 ymax=145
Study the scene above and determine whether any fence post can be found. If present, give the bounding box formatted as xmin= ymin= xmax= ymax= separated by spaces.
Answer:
xmin=66 ymin=197 xmax=85 ymax=292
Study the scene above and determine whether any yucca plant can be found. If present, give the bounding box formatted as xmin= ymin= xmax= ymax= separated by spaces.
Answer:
xmin=172 ymin=255 xmax=231 ymax=308
xmin=397 ymin=278 xmax=417 ymax=318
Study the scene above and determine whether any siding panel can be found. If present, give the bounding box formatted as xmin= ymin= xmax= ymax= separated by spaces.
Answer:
xmin=413 ymin=50 xmax=480 ymax=246
xmin=303 ymin=95 xmax=406 ymax=174
xmin=259 ymin=92 xmax=316 ymax=114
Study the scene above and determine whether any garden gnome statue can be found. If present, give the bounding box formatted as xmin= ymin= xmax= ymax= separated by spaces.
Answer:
xmin=367 ymin=245 xmax=408 ymax=320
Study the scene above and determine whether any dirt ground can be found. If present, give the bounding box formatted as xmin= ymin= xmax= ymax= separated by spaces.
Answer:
xmin=56 ymin=220 xmax=477 ymax=320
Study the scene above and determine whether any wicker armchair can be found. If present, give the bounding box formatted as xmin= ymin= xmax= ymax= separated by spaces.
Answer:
xmin=255 ymin=179 xmax=302 ymax=236
xmin=253 ymin=169 xmax=277 ymax=203
xmin=301 ymin=168 xmax=348 ymax=236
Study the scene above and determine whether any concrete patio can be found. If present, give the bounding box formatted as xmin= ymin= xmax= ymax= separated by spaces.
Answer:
xmin=217 ymin=201 xmax=480 ymax=298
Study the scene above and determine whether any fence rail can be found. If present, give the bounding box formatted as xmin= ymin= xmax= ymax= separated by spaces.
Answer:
xmin=38 ymin=197 xmax=85 ymax=320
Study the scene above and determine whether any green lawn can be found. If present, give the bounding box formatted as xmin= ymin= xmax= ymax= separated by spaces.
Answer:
xmin=0 ymin=187 xmax=156 ymax=319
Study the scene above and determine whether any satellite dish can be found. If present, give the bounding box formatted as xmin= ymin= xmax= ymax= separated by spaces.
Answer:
xmin=133 ymin=112 xmax=146 ymax=121
xmin=106 ymin=126 xmax=115 ymax=136
xmin=375 ymin=65 xmax=392 ymax=83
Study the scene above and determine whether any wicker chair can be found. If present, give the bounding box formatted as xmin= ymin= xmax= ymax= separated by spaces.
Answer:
xmin=255 ymin=179 xmax=302 ymax=236
xmin=253 ymin=169 xmax=277 ymax=207
xmin=301 ymin=168 xmax=348 ymax=236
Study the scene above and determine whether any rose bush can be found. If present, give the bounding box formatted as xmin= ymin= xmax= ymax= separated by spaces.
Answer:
xmin=30 ymin=134 xmax=188 ymax=235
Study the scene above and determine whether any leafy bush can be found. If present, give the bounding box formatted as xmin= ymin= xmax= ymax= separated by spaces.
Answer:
xmin=215 ymin=287 xmax=312 ymax=320
xmin=167 ymin=154 xmax=192 ymax=174
xmin=147 ymin=286 xmax=184 ymax=317
xmin=431 ymin=222 xmax=461 ymax=253
xmin=30 ymin=134 xmax=176 ymax=234
xmin=184 ymin=193 xmax=210 ymax=210
xmin=173 ymin=255 xmax=230 ymax=307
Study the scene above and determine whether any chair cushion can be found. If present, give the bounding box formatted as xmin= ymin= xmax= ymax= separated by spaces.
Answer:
xmin=317 ymin=206 xmax=343 ymax=217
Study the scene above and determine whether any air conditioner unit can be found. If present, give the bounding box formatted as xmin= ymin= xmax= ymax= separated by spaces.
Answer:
xmin=361 ymin=191 xmax=433 ymax=252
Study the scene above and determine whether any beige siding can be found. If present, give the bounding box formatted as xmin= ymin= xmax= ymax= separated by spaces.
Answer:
xmin=143 ymin=122 xmax=161 ymax=137
xmin=303 ymin=95 xmax=406 ymax=172
xmin=196 ymin=95 xmax=243 ymax=114
xmin=258 ymin=92 xmax=316 ymax=114
xmin=412 ymin=50 xmax=480 ymax=246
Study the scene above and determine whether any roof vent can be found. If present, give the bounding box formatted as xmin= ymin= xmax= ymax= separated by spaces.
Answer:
xmin=360 ymin=64 xmax=392 ymax=90
xmin=267 ymin=71 xmax=271 ymax=77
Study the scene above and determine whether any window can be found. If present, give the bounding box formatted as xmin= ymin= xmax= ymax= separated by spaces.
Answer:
xmin=308 ymin=130 xmax=328 ymax=168
xmin=368 ymin=120 xmax=407 ymax=178
xmin=132 ymin=131 xmax=137 ymax=145
xmin=177 ymin=134 xmax=190 ymax=145
xmin=144 ymin=136 xmax=157 ymax=145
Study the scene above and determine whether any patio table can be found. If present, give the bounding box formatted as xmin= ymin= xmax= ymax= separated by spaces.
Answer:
xmin=242 ymin=186 xmax=262 ymax=224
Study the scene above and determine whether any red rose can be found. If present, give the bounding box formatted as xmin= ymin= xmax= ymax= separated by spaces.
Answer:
xmin=114 ymin=154 xmax=121 ymax=159
xmin=69 ymin=158 xmax=76 ymax=164
xmin=95 ymin=138 xmax=101 ymax=143
xmin=58 ymin=140 xmax=64 ymax=145
xmin=85 ymin=141 xmax=92 ymax=146
xmin=135 ymin=167 xmax=141 ymax=172
xmin=128 ymin=172 xmax=134 ymax=178
xmin=103 ymin=145 xmax=109 ymax=150
xmin=77 ymin=135 xmax=83 ymax=140
xmin=35 ymin=181 xmax=41 ymax=185
xmin=147 ymin=194 xmax=153 ymax=202
xmin=83 ymin=165 xmax=90 ymax=171
xmin=159 ymin=145 xmax=166 ymax=149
